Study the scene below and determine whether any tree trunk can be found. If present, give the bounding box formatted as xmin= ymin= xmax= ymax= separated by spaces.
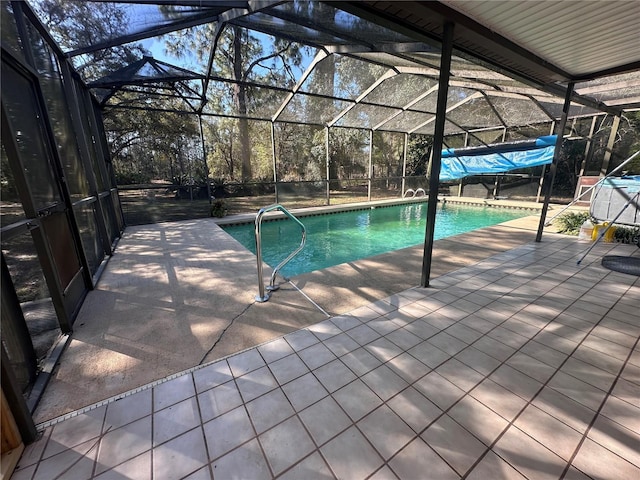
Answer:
xmin=315 ymin=52 xmax=335 ymax=182
xmin=232 ymin=27 xmax=252 ymax=181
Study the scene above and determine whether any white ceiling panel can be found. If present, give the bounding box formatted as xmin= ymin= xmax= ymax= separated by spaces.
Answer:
xmin=445 ymin=0 xmax=640 ymax=77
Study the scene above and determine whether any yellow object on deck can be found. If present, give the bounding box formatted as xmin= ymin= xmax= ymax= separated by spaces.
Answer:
xmin=592 ymin=222 xmax=617 ymax=242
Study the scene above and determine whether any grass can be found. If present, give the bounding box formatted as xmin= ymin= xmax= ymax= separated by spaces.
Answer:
xmin=118 ymin=188 xmax=386 ymax=226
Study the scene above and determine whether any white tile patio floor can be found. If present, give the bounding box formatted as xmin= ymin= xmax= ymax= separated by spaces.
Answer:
xmin=13 ymin=235 xmax=640 ymax=480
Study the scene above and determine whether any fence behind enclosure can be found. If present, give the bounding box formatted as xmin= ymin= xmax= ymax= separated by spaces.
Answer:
xmin=119 ymin=175 xmax=431 ymax=225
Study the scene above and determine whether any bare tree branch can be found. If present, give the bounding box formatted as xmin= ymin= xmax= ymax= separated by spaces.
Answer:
xmin=241 ymin=42 xmax=293 ymax=82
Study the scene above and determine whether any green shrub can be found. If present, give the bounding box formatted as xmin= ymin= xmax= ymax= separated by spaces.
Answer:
xmin=210 ymin=199 xmax=228 ymax=218
xmin=115 ymin=171 xmax=149 ymax=185
xmin=613 ymin=225 xmax=640 ymax=246
xmin=555 ymin=211 xmax=590 ymax=235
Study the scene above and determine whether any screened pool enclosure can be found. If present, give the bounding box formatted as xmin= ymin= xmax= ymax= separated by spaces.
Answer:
xmin=24 ymin=1 xmax=640 ymax=223
xmin=2 ymin=0 xmax=640 ymax=439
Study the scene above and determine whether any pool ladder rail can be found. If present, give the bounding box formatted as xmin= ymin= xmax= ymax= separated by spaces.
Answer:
xmin=254 ymin=204 xmax=307 ymax=303
xmin=403 ymin=188 xmax=426 ymax=198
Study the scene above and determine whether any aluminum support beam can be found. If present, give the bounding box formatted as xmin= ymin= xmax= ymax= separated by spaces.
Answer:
xmin=458 ymin=132 xmax=469 ymax=197
xmin=421 ymin=22 xmax=454 ymax=288
xmin=326 ymin=126 xmax=331 ymax=205
xmin=536 ymin=122 xmax=557 ymax=202
xmin=201 ymin=22 xmax=225 ymax=112
xmin=1 ymin=347 xmax=37 ymax=443
xmin=272 ymin=50 xmax=328 ymax=122
xmin=579 ymin=115 xmax=598 ymax=176
xmin=368 ymin=130 xmax=373 ymax=201
xmin=271 ymin=122 xmax=279 ymax=203
xmin=401 ymin=133 xmax=408 ymax=195
xmin=409 ymin=91 xmax=482 ymax=135
xmin=198 ymin=115 xmax=213 ymax=203
xmin=492 ymin=128 xmax=507 ymax=198
xmin=327 ymin=69 xmax=397 ymax=128
xmin=66 ymin=12 xmax=226 ymax=57
xmin=372 ymin=84 xmax=438 ymax=131
xmin=536 ymin=83 xmax=574 ymax=242
xmin=600 ymin=115 xmax=621 ymax=176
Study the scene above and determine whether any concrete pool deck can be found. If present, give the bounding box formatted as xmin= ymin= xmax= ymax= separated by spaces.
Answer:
xmin=33 ymin=198 xmax=574 ymax=423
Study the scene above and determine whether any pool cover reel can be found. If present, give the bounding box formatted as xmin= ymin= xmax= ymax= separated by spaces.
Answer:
xmin=439 ymin=135 xmax=557 ymax=181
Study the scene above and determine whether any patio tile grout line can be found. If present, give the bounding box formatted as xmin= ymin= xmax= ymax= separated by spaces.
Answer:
xmin=191 ymin=372 xmax=215 ymax=480
xmin=92 ymin=404 xmax=108 ymax=478
xmin=350 ymin=240 xmax=624 ymax=478
xmin=253 ymin=341 xmax=337 ymax=479
xmin=344 ymin=240 xmax=630 ymax=479
xmin=272 ymin=327 xmax=375 ymax=480
xmin=233 ymin=366 xmax=278 ymax=479
xmin=262 ymin=240 xmax=583 ymax=479
xmin=230 ymin=307 xmax=430 ymax=479
xmin=384 ymin=245 xmax=585 ymax=478
xmin=36 ymin=234 xmax=497 ymax=432
xmin=214 ymin=337 xmax=340 ymax=478
xmin=181 ymin=242 xmax=630 ymax=478
xmin=457 ymin=260 xmax=638 ymax=479
xmin=27 ymin=239 xmax=637 ymax=480
xmin=379 ymin=246 xmax=579 ymax=475
xmin=558 ymin=321 xmax=640 ymax=479
xmin=83 ymin=243 xmax=637 ymax=480
xmin=159 ymin=244 xmax=632 ymax=478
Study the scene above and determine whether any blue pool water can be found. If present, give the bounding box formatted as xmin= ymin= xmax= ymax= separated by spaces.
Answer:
xmin=223 ymin=202 xmax=529 ymax=277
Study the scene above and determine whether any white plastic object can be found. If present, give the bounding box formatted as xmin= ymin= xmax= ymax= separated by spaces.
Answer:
xmin=578 ymin=219 xmax=594 ymax=241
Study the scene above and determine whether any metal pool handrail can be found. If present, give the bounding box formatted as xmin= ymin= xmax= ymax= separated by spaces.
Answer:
xmin=403 ymin=187 xmax=426 ymax=198
xmin=254 ymin=204 xmax=306 ymax=303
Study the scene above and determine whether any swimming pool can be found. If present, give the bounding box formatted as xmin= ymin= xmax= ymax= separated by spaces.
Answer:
xmin=223 ymin=202 xmax=530 ymax=277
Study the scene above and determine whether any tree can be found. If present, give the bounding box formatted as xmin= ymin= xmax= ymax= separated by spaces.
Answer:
xmin=205 ymin=117 xmax=238 ymax=180
xmin=613 ymin=111 xmax=640 ymax=174
xmin=31 ymin=0 xmax=146 ymax=81
xmin=328 ymin=128 xmax=369 ymax=180
xmin=33 ymin=1 xmax=216 ymax=187
xmin=103 ymin=100 xmax=200 ymax=185
xmin=372 ymin=131 xmax=404 ymax=180
xmin=406 ymin=134 xmax=432 ymax=177
xmin=162 ymin=21 xmax=305 ymax=181
xmin=202 ymin=116 xmax=272 ymax=183
xmin=274 ymin=123 xmax=324 ymax=182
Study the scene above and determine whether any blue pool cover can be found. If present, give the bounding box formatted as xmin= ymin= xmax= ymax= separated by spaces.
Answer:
xmin=439 ymin=135 xmax=557 ymax=181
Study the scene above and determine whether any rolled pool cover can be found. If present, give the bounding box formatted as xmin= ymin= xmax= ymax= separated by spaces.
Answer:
xmin=439 ymin=136 xmax=557 ymax=181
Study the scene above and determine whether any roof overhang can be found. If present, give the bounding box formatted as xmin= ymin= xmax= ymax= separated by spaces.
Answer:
xmin=336 ymin=0 xmax=640 ymax=114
